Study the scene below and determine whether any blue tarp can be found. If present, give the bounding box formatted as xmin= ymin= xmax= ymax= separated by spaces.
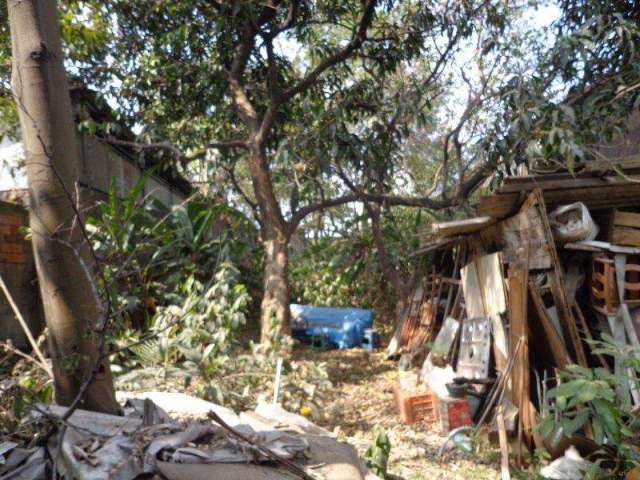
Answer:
xmin=290 ymin=304 xmax=374 ymax=349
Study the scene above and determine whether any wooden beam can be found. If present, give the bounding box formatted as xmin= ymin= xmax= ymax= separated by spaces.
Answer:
xmin=432 ymin=216 xmax=496 ymax=237
xmin=478 ymin=183 xmax=640 ymax=219
xmin=531 ymin=188 xmax=589 ymax=367
xmin=496 ymin=404 xmax=511 ymax=480
xmin=529 ymin=282 xmax=571 ymax=367
xmin=508 ymin=261 xmax=532 ymax=449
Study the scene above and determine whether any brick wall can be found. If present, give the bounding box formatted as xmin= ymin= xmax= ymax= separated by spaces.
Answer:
xmin=0 ymin=208 xmax=27 ymax=264
xmin=0 ymin=201 xmax=44 ymax=348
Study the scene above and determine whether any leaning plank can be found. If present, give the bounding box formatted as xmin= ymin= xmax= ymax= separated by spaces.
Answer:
xmin=461 ymin=253 xmax=509 ymax=371
xmin=477 ymin=253 xmax=507 ymax=314
xmin=496 ymin=404 xmax=511 ymax=480
xmin=529 ymin=282 xmax=571 ymax=367
xmin=477 ymin=253 xmax=509 ymax=372
xmin=572 ymin=304 xmax=610 ymax=371
xmin=614 ymin=254 xmax=640 ymax=406
xmin=508 ymin=262 xmax=533 ymax=448
xmin=460 ymin=261 xmax=485 ymax=319
xmin=499 ymin=204 xmax=551 ymax=269
xmin=432 ymin=216 xmax=496 ymax=237
xmin=530 ymin=188 xmax=588 ymax=367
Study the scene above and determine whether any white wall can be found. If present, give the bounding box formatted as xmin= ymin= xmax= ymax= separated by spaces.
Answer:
xmin=0 ymin=137 xmax=27 ymax=190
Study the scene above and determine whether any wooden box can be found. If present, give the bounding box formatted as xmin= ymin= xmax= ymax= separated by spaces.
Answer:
xmin=591 ymin=254 xmax=619 ymax=315
xmin=609 ymin=210 xmax=640 ymax=247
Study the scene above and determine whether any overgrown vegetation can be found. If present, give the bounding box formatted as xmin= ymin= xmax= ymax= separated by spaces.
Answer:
xmin=84 ymin=181 xmax=332 ymax=417
xmin=539 ymin=337 xmax=640 ymax=475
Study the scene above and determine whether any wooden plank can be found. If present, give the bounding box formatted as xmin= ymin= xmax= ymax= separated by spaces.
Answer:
xmin=499 ymin=205 xmax=551 ymax=269
xmin=432 ymin=216 xmax=496 ymax=237
xmin=612 ymin=210 xmax=640 ymax=228
xmin=508 ymin=262 xmax=533 ymax=448
xmin=529 ymin=282 xmax=571 ymax=367
xmin=564 ymin=241 xmax=607 ymax=252
xmin=614 ymin=254 xmax=640 ymax=406
xmin=460 ymin=261 xmax=485 ymax=319
xmin=572 ymin=304 xmax=610 ymax=371
xmin=610 ymin=226 xmax=640 ymax=247
xmin=496 ymin=405 xmax=511 ymax=480
xmin=411 ymin=235 xmax=461 ymax=256
xmin=498 ymin=174 xmax=628 ymax=194
xmin=530 ymin=188 xmax=589 ymax=367
xmin=477 ymin=253 xmax=507 ymax=315
xmin=564 ymin=240 xmax=640 ymax=254
xmin=478 ymin=192 xmax=522 ymax=219
xmin=479 ymin=183 xmax=640 ymax=219
xmin=477 ymin=253 xmax=509 ymax=372
xmin=461 ymin=254 xmax=509 ymax=371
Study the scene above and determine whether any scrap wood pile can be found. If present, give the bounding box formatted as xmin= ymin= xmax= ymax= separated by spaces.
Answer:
xmin=0 ymin=391 xmax=379 ymax=480
xmin=389 ymin=164 xmax=640 ymax=474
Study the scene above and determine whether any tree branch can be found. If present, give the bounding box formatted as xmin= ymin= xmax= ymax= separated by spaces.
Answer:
xmin=101 ymin=136 xmax=248 ymax=162
xmin=222 ymin=163 xmax=263 ymax=229
xmin=288 ymin=193 xmax=360 ymax=232
xmin=365 ymin=202 xmax=404 ymax=295
xmin=281 ymin=0 xmax=378 ymax=102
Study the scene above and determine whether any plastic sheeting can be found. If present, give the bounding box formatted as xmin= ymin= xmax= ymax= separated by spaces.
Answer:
xmin=290 ymin=304 xmax=374 ymax=349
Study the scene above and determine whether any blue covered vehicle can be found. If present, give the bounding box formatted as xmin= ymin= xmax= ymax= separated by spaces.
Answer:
xmin=290 ymin=304 xmax=374 ymax=350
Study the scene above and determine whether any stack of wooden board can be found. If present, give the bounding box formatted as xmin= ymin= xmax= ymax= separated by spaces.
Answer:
xmin=477 ymin=171 xmax=640 ymax=219
xmin=609 ymin=210 xmax=640 ymax=247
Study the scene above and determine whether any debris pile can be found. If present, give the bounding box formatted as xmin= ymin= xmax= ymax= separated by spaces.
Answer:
xmin=389 ymin=166 xmax=640 ymax=475
xmin=0 ymin=392 xmax=380 ymax=480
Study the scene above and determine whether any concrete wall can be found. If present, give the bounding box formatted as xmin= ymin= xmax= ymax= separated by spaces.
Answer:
xmin=78 ymin=135 xmax=187 ymax=206
xmin=0 ymin=135 xmax=188 ymax=348
xmin=0 ymin=201 xmax=44 ymax=349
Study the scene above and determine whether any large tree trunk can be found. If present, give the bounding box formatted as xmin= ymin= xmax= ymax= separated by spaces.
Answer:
xmin=8 ymin=0 xmax=119 ymax=413
xmin=260 ymin=235 xmax=291 ymax=344
xmin=244 ymin=143 xmax=293 ymax=344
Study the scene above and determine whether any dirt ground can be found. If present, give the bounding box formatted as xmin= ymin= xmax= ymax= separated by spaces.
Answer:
xmin=296 ymin=348 xmax=501 ymax=480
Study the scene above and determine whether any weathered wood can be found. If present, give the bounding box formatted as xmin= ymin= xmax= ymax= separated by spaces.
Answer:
xmin=564 ymin=240 xmax=640 ymax=255
xmin=572 ymin=304 xmax=610 ymax=371
xmin=461 ymin=253 xmax=509 ymax=370
xmin=529 ymin=282 xmax=571 ymax=367
xmin=460 ymin=261 xmax=485 ymax=319
xmin=614 ymin=254 xmax=640 ymax=406
xmin=609 ymin=210 xmax=640 ymax=248
xmin=531 ymin=189 xmax=589 ymax=367
xmin=610 ymin=226 xmax=640 ymax=247
xmin=432 ymin=216 xmax=496 ymax=237
xmin=508 ymin=262 xmax=533 ymax=448
xmin=496 ymin=404 xmax=511 ymax=480
xmin=611 ymin=210 xmax=640 ymax=229
xmin=479 ymin=184 xmax=640 ymax=219
xmin=477 ymin=253 xmax=507 ymax=314
xmin=497 ymin=173 xmax=631 ymax=194
xmin=499 ymin=205 xmax=551 ymax=269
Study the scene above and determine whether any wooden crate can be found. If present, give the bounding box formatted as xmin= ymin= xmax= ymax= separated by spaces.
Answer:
xmin=591 ymin=254 xmax=618 ymax=315
xmin=609 ymin=210 xmax=640 ymax=247
xmin=437 ymin=397 xmax=472 ymax=434
xmin=393 ymin=385 xmax=437 ymax=425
